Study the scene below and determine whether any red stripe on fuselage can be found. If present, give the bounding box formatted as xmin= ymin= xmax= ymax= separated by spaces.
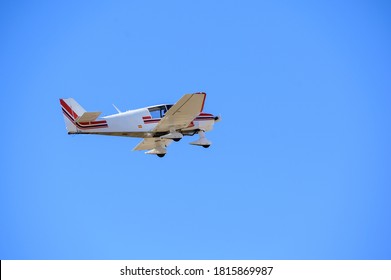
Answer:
xmin=143 ymin=119 xmax=160 ymax=124
xmin=79 ymin=120 xmax=107 ymax=125
xmin=199 ymin=112 xmax=213 ymax=117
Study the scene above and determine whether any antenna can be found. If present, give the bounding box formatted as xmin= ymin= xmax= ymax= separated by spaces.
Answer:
xmin=112 ymin=104 xmax=122 ymax=113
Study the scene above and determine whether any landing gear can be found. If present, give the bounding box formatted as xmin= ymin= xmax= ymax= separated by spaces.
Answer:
xmin=161 ymin=129 xmax=183 ymax=141
xmin=146 ymin=145 xmax=167 ymax=156
xmin=190 ymin=130 xmax=212 ymax=147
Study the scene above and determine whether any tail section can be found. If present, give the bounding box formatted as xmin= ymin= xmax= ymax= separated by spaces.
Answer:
xmin=59 ymin=98 xmax=107 ymax=133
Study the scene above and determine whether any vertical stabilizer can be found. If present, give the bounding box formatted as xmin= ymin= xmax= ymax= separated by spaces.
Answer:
xmin=59 ymin=98 xmax=87 ymax=133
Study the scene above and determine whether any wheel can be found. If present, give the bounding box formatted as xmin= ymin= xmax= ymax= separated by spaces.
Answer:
xmin=157 ymin=153 xmax=166 ymax=158
xmin=173 ymin=138 xmax=181 ymax=142
xmin=202 ymin=145 xmax=210 ymax=148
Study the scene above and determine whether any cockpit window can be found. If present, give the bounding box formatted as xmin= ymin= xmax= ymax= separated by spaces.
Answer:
xmin=148 ymin=105 xmax=173 ymax=119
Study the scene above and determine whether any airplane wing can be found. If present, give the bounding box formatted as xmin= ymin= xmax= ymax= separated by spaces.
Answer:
xmin=153 ymin=92 xmax=206 ymax=132
xmin=133 ymin=138 xmax=173 ymax=151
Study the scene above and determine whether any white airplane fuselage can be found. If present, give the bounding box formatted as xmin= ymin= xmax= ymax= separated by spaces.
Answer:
xmin=60 ymin=93 xmax=219 ymax=156
xmin=62 ymin=102 xmax=217 ymax=137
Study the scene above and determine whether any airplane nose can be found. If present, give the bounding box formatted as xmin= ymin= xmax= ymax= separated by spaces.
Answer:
xmin=214 ymin=115 xmax=221 ymax=122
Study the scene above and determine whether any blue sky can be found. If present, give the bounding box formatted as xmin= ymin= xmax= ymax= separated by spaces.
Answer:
xmin=1 ymin=0 xmax=390 ymax=259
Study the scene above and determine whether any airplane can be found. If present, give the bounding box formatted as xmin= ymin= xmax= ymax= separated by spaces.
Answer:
xmin=59 ymin=92 xmax=220 ymax=157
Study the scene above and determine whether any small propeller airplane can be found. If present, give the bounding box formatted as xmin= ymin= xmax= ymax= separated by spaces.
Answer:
xmin=60 ymin=92 xmax=220 ymax=157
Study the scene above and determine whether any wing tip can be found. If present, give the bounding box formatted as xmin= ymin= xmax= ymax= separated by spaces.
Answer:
xmin=195 ymin=92 xmax=207 ymax=112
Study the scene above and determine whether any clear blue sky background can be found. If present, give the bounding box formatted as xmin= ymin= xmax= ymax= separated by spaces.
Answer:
xmin=1 ymin=0 xmax=390 ymax=259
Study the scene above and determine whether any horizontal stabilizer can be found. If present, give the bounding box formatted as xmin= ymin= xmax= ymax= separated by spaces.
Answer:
xmin=75 ymin=112 xmax=102 ymax=123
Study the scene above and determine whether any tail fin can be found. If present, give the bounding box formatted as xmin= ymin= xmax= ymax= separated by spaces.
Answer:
xmin=60 ymin=98 xmax=86 ymax=117
xmin=59 ymin=98 xmax=105 ymax=133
